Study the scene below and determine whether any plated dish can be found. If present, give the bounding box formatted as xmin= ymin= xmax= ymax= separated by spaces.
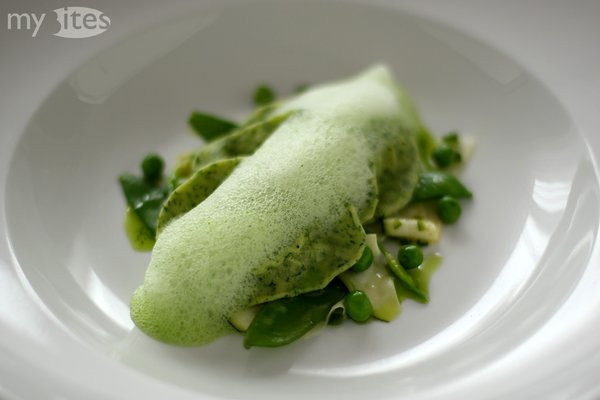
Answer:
xmin=119 ymin=65 xmax=473 ymax=348
xmin=1 ymin=1 xmax=600 ymax=399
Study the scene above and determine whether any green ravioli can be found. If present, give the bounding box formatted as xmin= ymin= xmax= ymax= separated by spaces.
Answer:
xmin=130 ymin=65 xmax=422 ymax=346
xmin=157 ymin=157 xmax=243 ymax=235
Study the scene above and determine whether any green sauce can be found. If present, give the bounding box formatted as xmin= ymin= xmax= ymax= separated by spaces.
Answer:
xmin=124 ymin=208 xmax=155 ymax=251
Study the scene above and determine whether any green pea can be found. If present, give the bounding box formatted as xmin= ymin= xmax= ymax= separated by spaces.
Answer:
xmin=442 ymin=132 xmax=462 ymax=163
xmin=344 ymin=290 xmax=373 ymax=322
xmin=351 ymin=246 xmax=373 ymax=272
xmin=437 ymin=195 xmax=462 ymax=224
xmin=253 ymin=85 xmax=276 ymax=106
xmin=432 ymin=143 xmax=456 ymax=168
xmin=141 ymin=153 xmax=164 ymax=182
xmin=442 ymin=131 xmax=460 ymax=146
xmin=379 ymin=241 xmax=428 ymax=303
xmin=397 ymin=244 xmax=423 ymax=270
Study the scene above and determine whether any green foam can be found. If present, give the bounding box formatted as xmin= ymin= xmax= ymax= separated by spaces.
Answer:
xmin=157 ymin=157 xmax=242 ymax=235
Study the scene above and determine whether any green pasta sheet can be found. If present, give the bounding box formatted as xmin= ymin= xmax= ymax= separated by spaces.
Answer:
xmin=191 ymin=111 xmax=292 ymax=171
xmin=157 ymin=157 xmax=243 ymax=235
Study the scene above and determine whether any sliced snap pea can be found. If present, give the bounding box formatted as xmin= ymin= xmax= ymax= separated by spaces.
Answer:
xmin=379 ymin=242 xmax=428 ymax=303
xmin=191 ymin=111 xmax=292 ymax=171
xmin=412 ymin=171 xmax=472 ymax=201
xmin=188 ymin=111 xmax=238 ymax=142
xmin=243 ymin=282 xmax=346 ymax=348
xmin=395 ymin=253 xmax=442 ymax=302
xmin=119 ymin=174 xmax=170 ymax=237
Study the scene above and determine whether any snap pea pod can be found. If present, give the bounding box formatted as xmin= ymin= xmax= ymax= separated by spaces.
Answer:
xmin=118 ymin=174 xmax=170 ymax=237
xmin=243 ymin=103 xmax=279 ymax=125
xmin=379 ymin=242 xmax=428 ymax=303
xmin=188 ymin=111 xmax=238 ymax=142
xmin=191 ymin=112 xmax=292 ymax=171
xmin=244 ymin=282 xmax=346 ymax=348
xmin=395 ymin=253 xmax=442 ymax=302
xmin=412 ymin=171 xmax=472 ymax=201
xmin=168 ymin=107 xmax=286 ymax=190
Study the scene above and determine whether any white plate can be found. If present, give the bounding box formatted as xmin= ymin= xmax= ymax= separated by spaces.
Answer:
xmin=2 ymin=1 xmax=600 ymax=399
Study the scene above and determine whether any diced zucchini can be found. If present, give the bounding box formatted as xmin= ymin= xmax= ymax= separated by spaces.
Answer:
xmin=229 ymin=305 xmax=260 ymax=332
xmin=384 ymin=202 xmax=441 ymax=243
xmin=383 ymin=217 xmax=441 ymax=243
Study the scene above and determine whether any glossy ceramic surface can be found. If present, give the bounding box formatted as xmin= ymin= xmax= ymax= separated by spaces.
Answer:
xmin=1 ymin=1 xmax=600 ymax=399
